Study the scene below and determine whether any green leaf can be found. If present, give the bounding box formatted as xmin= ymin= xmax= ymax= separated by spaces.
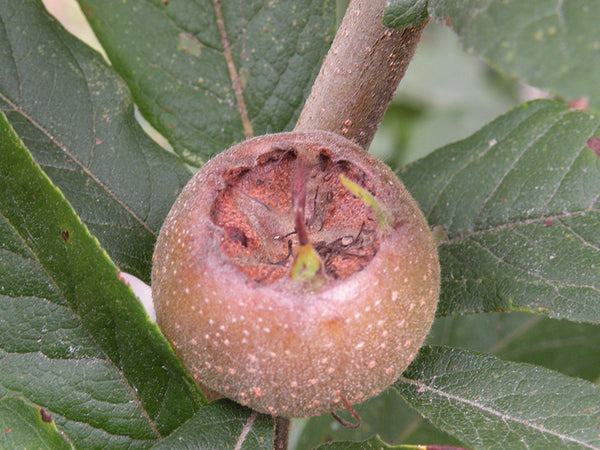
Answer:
xmin=152 ymin=400 xmax=273 ymax=449
xmin=0 ymin=397 xmax=72 ymax=450
xmin=429 ymin=312 xmax=600 ymax=382
xmin=293 ymin=389 xmax=462 ymax=449
xmin=383 ymin=0 xmax=429 ymax=29
xmin=0 ymin=111 xmax=203 ymax=447
xmin=78 ymin=0 xmax=336 ymax=165
xmin=395 ymin=346 xmax=600 ymax=449
xmin=314 ymin=434 xmax=437 ymax=449
xmin=428 ymin=0 xmax=600 ymax=109
xmin=0 ymin=0 xmax=192 ymax=283
xmin=400 ymin=100 xmax=600 ymax=323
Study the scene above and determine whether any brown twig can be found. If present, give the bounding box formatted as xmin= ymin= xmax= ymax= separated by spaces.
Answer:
xmin=273 ymin=416 xmax=290 ymax=450
xmin=294 ymin=0 xmax=427 ymax=150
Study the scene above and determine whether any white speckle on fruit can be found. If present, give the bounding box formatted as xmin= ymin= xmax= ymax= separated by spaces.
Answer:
xmin=223 ymin=339 xmax=230 ymax=346
xmin=391 ymin=291 xmax=399 ymax=302
xmin=377 ymin=319 xmax=385 ymax=327
xmin=251 ymin=387 xmax=263 ymax=397
xmin=228 ymin=368 xmax=236 ymax=375
xmin=355 ymin=341 xmax=365 ymax=350
xmin=368 ymin=360 xmax=376 ymax=368
xmin=327 ymin=367 xmax=335 ymax=374
xmin=403 ymin=339 xmax=412 ymax=348
xmin=309 ymin=378 xmax=318 ymax=385
xmin=291 ymin=380 xmax=298 ymax=387
xmin=385 ymin=367 xmax=393 ymax=375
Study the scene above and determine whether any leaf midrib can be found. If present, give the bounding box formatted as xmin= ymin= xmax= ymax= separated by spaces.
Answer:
xmin=0 ymin=133 xmax=161 ymax=440
xmin=0 ymin=91 xmax=155 ymax=237
xmin=0 ymin=211 xmax=161 ymax=440
xmin=212 ymin=0 xmax=253 ymax=139
xmin=442 ymin=207 xmax=600 ymax=245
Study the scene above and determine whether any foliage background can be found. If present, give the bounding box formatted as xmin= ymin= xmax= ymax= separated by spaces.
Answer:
xmin=1 ymin=0 xmax=598 ymax=448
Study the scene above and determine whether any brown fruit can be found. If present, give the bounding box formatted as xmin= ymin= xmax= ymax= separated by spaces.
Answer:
xmin=151 ymin=131 xmax=439 ymax=417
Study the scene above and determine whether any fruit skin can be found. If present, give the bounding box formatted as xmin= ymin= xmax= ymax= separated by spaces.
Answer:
xmin=151 ymin=131 xmax=439 ymax=417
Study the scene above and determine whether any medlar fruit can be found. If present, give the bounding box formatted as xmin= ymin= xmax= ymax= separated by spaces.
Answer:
xmin=152 ymin=131 xmax=439 ymax=418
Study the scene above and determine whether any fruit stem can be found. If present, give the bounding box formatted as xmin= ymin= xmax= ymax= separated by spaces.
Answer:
xmin=294 ymin=0 xmax=427 ymax=150
xmin=289 ymin=159 xmax=324 ymax=283
xmin=273 ymin=416 xmax=290 ymax=450
xmin=291 ymin=161 xmax=311 ymax=246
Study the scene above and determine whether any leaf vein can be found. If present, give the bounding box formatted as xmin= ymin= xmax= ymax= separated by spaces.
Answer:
xmin=212 ymin=0 xmax=253 ymax=139
xmin=398 ymin=375 xmax=598 ymax=448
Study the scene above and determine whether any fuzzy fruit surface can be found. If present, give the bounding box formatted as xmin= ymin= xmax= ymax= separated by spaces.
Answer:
xmin=152 ymin=131 xmax=439 ymax=417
